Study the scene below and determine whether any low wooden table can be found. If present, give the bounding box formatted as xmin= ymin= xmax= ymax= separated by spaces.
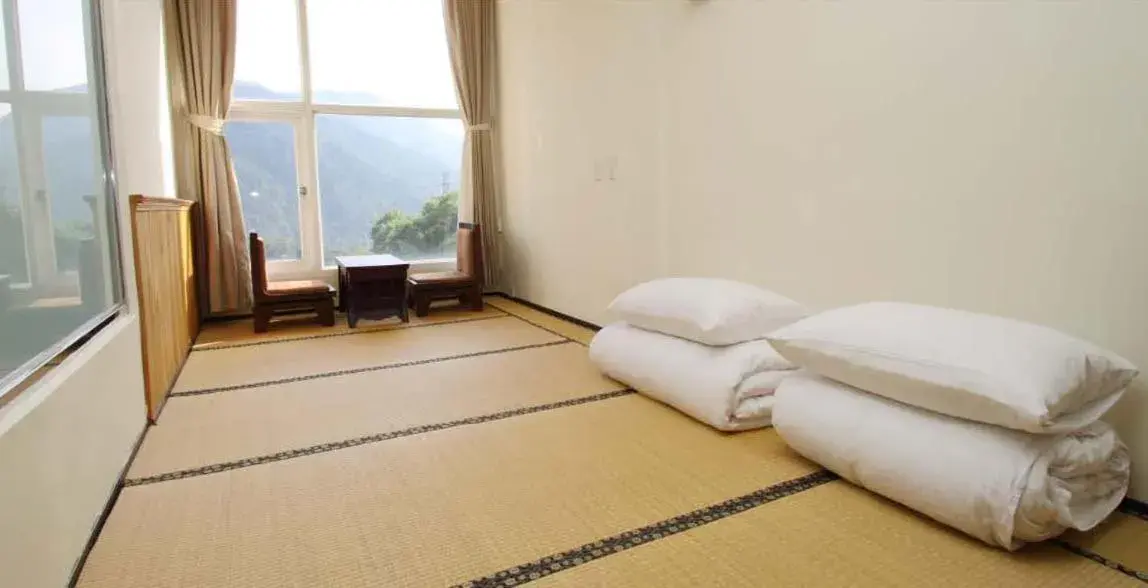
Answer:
xmin=335 ymin=254 xmax=410 ymax=328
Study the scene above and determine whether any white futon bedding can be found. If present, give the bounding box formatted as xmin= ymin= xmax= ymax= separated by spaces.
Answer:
xmin=589 ymin=323 xmax=795 ymax=431
xmin=773 ymin=374 xmax=1130 ymax=549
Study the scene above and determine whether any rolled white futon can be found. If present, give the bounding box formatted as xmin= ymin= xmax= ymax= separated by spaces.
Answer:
xmin=589 ymin=323 xmax=795 ymax=431
xmin=773 ymin=374 xmax=1131 ymax=550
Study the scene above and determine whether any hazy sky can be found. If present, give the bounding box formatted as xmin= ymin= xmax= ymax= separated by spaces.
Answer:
xmin=235 ymin=0 xmax=457 ymax=108
xmin=1 ymin=0 xmax=455 ymax=107
xmin=3 ymin=0 xmax=90 ymax=91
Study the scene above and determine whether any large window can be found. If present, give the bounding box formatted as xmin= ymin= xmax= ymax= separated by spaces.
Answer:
xmin=231 ymin=0 xmax=462 ymax=275
xmin=0 ymin=0 xmax=123 ymax=399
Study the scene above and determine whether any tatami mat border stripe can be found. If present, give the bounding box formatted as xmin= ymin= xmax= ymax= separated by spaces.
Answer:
xmin=1055 ymin=540 xmax=1148 ymax=583
xmin=170 ymin=340 xmax=573 ymax=398
xmin=124 ymin=388 xmax=636 ymax=487
xmin=455 ymin=470 xmax=839 ymax=588
xmin=486 ymin=300 xmax=588 ymax=347
xmin=191 ymin=312 xmax=509 ymax=352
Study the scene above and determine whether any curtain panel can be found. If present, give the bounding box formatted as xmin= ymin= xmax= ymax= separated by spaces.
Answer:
xmin=443 ymin=0 xmax=502 ymax=291
xmin=163 ymin=0 xmax=252 ymax=314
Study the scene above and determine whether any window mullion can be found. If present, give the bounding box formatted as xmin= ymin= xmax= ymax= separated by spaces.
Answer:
xmin=311 ymin=103 xmax=462 ymax=119
xmin=3 ymin=0 xmax=25 ymax=91
xmin=3 ymin=0 xmax=48 ymax=288
xmin=294 ymin=0 xmax=322 ymax=272
xmin=297 ymin=0 xmax=313 ymax=108
xmin=294 ymin=112 xmax=321 ymax=273
xmin=229 ymin=100 xmax=306 ymax=120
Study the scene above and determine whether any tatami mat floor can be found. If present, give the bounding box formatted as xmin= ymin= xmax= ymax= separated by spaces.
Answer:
xmin=77 ymin=296 xmax=1148 ymax=587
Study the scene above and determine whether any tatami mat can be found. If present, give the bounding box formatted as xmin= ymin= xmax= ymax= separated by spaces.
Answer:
xmin=1062 ymin=511 xmax=1148 ymax=575
xmin=173 ymin=315 xmax=563 ymax=393
xmin=78 ymin=296 xmax=1148 ymax=587
xmin=78 ymin=397 xmax=818 ymax=588
xmin=129 ymin=342 xmax=617 ymax=480
xmin=528 ymin=481 xmax=1143 ymax=588
xmin=193 ymin=305 xmax=508 ymax=350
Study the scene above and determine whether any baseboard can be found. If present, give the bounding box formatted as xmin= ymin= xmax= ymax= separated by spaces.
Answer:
xmin=491 ymin=293 xmax=602 ymax=332
xmin=1121 ymin=496 xmax=1148 ymax=520
xmin=67 ymin=420 xmax=151 ymax=588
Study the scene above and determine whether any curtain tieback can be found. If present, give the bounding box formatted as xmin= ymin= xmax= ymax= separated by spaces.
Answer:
xmin=187 ymin=113 xmax=225 ymax=135
xmin=467 ymin=122 xmax=492 ymax=133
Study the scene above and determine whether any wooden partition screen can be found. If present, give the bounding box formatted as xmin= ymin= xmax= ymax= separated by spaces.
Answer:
xmin=129 ymin=195 xmax=199 ymax=421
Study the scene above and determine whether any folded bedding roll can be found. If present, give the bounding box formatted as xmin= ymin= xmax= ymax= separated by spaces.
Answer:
xmin=773 ymin=374 xmax=1130 ymax=550
xmin=767 ymin=302 xmax=1138 ymax=433
xmin=589 ymin=323 xmax=795 ymax=431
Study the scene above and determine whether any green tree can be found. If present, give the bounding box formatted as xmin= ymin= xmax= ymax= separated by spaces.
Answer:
xmin=370 ymin=191 xmax=458 ymax=259
xmin=260 ymin=235 xmax=297 ymax=261
xmin=370 ymin=209 xmax=421 ymax=257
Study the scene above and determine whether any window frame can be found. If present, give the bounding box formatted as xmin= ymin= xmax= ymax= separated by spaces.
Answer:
xmin=0 ymin=0 xmax=126 ymax=403
xmin=0 ymin=0 xmax=118 ymax=290
xmin=229 ymin=0 xmax=463 ymax=280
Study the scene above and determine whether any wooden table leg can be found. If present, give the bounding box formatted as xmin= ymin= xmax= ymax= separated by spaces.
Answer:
xmin=345 ymin=268 xmax=357 ymax=328
xmin=400 ymin=282 xmax=410 ymax=323
xmin=337 ymin=265 xmax=347 ymax=312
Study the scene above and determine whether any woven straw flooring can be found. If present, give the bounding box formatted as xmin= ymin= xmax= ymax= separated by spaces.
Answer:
xmin=173 ymin=315 xmax=561 ymax=393
xmin=77 ymin=297 xmax=1148 ymax=587
xmin=530 ymin=482 xmax=1143 ymax=588
xmin=192 ymin=305 xmax=511 ymax=351
xmin=128 ymin=342 xmax=617 ymax=480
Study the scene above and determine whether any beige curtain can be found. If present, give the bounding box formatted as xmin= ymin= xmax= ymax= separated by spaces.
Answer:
xmin=443 ymin=0 xmax=501 ymax=290
xmin=163 ymin=0 xmax=251 ymax=314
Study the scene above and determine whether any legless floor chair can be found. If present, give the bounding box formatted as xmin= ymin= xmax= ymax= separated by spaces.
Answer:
xmin=407 ymin=222 xmax=484 ymax=317
xmin=249 ymin=232 xmax=336 ymax=333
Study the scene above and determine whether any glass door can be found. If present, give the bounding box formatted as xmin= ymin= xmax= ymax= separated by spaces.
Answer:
xmin=225 ymin=118 xmax=310 ymax=271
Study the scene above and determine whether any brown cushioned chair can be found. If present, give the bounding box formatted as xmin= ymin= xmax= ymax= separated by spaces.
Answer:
xmin=407 ymin=222 xmax=484 ymax=317
xmin=250 ymin=232 xmax=335 ymax=333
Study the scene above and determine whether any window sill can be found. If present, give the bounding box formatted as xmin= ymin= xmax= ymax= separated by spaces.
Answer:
xmin=267 ymin=258 xmax=457 ymax=283
xmin=0 ymin=305 xmax=125 ymax=410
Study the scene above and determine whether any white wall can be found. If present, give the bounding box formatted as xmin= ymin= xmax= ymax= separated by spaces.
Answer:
xmin=0 ymin=319 xmax=146 ymax=588
xmin=107 ymin=0 xmax=176 ymax=198
xmin=496 ymin=0 xmax=1148 ymax=499
xmin=0 ymin=1 xmax=172 ymax=585
xmin=102 ymin=0 xmax=177 ymax=309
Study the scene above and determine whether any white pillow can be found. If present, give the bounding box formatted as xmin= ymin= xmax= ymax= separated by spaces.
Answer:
xmin=608 ymin=278 xmax=807 ymax=346
xmin=766 ymin=302 xmax=1138 ymax=433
